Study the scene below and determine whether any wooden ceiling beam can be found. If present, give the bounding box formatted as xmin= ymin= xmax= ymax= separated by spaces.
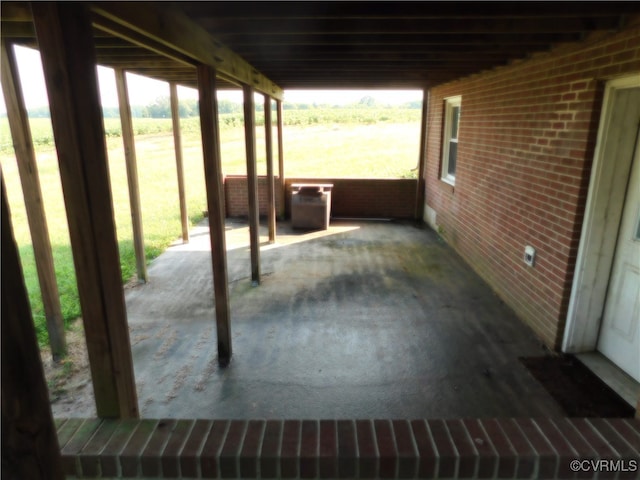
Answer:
xmin=91 ymin=15 xmax=196 ymax=68
xmin=240 ymin=44 xmax=542 ymax=56
xmin=114 ymin=70 xmax=195 ymax=79
xmin=217 ymin=32 xmax=581 ymax=46
xmin=243 ymin=54 xmax=515 ymax=63
xmin=99 ymin=69 xmax=195 ymax=80
xmin=92 ymin=38 xmax=142 ymax=48
xmin=0 ymin=20 xmax=118 ymax=40
xmin=0 ymin=2 xmax=32 ymax=21
xmin=265 ymin=67 xmax=485 ymax=75
xmin=244 ymin=58 xmax=521 ymax=67
xmin=90 ymin=2 xmax=283 ymax=100
xmin=121 ymin=70 xmax=194 ymax=78
xmin=279 ymin=81 xmax=436 ymax=89
xmin=95 ymin=49 xmax=165 ymax=58
xmin=96 ymin=56 xmax=190 ymax=66
xmin=0 ymin=21 xmax=34 ymax=38
xmin=279 ymin=76 xmax=450 ymax=85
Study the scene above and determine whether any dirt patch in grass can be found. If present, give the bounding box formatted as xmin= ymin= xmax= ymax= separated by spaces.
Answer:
xmin=520 ymin=354 xmax=635 ymax=417
xmin=40 ymin=321 xmax=96 ymax=418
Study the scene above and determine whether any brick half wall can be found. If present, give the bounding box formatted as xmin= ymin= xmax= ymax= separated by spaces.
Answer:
xmin=225 ymin=175 xmax=417 ymax=219
xmin=57 ymin=417 xmax=640 ymax=478
xmin=224 ymin=175 xmax=284 ymax=218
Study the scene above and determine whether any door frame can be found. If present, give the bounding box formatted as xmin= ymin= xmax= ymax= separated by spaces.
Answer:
xmin=563 ymin=74 xmax=640 ymax=353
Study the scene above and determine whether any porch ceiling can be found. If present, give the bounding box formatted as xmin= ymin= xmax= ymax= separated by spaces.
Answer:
xmin=2 ymin=2 xmax=638 ymax=93
xmin=172 ymin=1 xmax=639 ymax=89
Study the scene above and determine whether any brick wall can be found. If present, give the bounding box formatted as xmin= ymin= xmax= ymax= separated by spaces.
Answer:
xmin=424 ymin=21 xmax=640 ymax=348
xmin=224 ymin=175 xmax=284 ymax=218
xmin=285 ymin=178 xmax=417 ymax=219
xmin=57 ymin=417 xmax=640 ymax=478
xmin=225 ymin=175 xmax=417 ymax=219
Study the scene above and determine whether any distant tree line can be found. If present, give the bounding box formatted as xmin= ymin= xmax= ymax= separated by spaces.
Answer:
xmin=282 ymin=96 xmax=422 ymax=111
xmin=100 ymin=97 xmax=202 ymax=119
xmin=10 ymin=96 xmax=421 ymax=120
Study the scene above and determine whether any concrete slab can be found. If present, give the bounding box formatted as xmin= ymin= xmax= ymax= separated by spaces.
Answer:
xmin=124 ymin=219 xmax=563 ymax=418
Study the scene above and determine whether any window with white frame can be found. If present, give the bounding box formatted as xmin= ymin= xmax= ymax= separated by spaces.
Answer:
xmin=441 ymin=96 xmax=461 ymax=185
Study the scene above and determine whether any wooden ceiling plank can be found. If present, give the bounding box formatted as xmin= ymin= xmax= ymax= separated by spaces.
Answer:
xmin=241 ymin=42 xmax=550 ymax=52
xmin=180 ymin=1 xmax=638 ymax=20
xmin=4 ymin=2 xmax=634 ymax=96
xmin=242 ymin=58 xmax=512 ymax=65
xmin=217 ymin=32 xmax=581 ymax=45
xmin=197 ymin=16 xmax=621 ymax=36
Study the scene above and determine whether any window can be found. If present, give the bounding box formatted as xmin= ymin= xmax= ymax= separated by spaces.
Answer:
xmin=441 ymin=96 xmax=461 ymax=185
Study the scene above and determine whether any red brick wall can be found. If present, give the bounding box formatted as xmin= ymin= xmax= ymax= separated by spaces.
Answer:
xmin=285 ymin=178 xmax=416 ymax=219
xmin=424 ymin=22 xmax=640 ymax=348
xmin=225 ymin=176 xmax=417 ymax=219
xmin=224 ymin=175 xmax=284 ymax=217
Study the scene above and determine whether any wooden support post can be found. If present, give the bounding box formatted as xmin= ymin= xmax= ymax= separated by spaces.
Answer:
xmin=0 ymin=40 xmax=67 ymax=360
xmin=276 ymin=99 xmax=285 ymax=220
xmin=243 ymin=84 xmax=261 ymax=284
xmin=1 ymin=177 xmax=65 ymax=479
xmin=415 ymin=88 xmax=429 ymax=222
xmin=265 ymin=95 xmax=276 ymax=243
xmin=32 ymin=2 xmax=138 ymax=418
xmin=170 ymin=83 xmax=189 ymax=243
xmin=115 ymin=68 xmax=147 ymax=283
xmin=197 ymin=65 xmax=232 ymax=366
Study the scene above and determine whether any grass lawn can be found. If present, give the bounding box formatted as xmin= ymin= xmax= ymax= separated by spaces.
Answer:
xmin=1 ymin=113 xmax=420 ymax=345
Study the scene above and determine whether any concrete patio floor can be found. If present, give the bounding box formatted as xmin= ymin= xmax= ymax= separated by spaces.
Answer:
xmin=123 ymin=218 xmax=564 ymax=419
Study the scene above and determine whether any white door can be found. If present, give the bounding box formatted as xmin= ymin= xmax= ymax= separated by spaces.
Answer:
xmin=597 ymin=119 xmax=640 ymax=382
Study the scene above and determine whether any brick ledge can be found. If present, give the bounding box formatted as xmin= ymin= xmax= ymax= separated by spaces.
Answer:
xmin=57 ymin=417 xmax=640 ymax=479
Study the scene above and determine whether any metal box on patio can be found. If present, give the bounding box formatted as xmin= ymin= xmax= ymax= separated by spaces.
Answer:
xmin=291 ymin=183 xmax=333 ymax=230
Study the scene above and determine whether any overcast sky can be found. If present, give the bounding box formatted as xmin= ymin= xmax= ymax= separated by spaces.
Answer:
xmin=1 ymin=45 xmax=422 ymax=113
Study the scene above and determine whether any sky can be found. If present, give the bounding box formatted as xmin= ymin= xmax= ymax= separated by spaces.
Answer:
xmin=0 ymin=45 xmax=422 ymax=113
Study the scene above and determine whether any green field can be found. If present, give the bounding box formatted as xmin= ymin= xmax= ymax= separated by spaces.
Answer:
xmin=1 ymin=108 xmax=421 ymax=346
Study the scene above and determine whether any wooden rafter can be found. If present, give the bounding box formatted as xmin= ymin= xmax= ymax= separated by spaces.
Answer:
xmin=90 ymin=2 xmax=283 ymax=99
